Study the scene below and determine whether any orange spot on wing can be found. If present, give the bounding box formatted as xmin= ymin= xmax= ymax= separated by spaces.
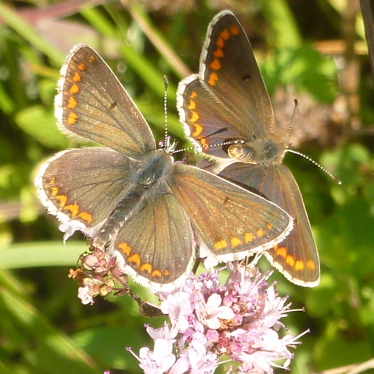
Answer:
xmin=245 ymin=232 xmax=255 ymax=243
xmin=73 ymin=72 xmax=81 ymax=82
xmin=56 ymin=194 xmax=67 ymax=207
xmin=275 ymin=246 xmax=287 ymax=258
xmin=68 ymin=97 xmax=77 ymax=109
xmin=70 ymin=83 xmax=80 ymax=94
xmin=67 ymin=111 xmax=78 ymax=125
xmin=189 ymin=111 xmax=199 ymax=123
xmin=208 ymin=72 xmax=219 ymax=86
xmin=216 ymin=37 xmax=225 ymax=49
xmin=65 ymin=204 xmax=79 ymax=216
xmin=256 ymin=229 xmax=266 ymax=238
xmin=214 ymin=49 xmax=224 ymax=58
xmin=220 ymin=29 xmax=230 ymax=40
xmin=231 ymin=237 xmax=243 ymax=248
xmin=188 ymin=99 xmax=196 ymax=110
xmin=78 ymin=211 xmax=92 ymax=223
xmin=87 ymin=55 xmax=96 ymax=63
xmin=192 ymin=124 xmax=204 ymax=137
xmin=210 ymin=58 xmax=222 ymax=71
xmin=215 ymin=239 xmax=228 ymax=250
xmin=200 ymin=138 xmax=209 ymax=148
xmin=50 ymin=187 xmax=59 ymax=196
xmin=151 ymin=269 xmax=163 ymax=278
xmin=306 ymin=260 xmax=316 ymax=270
xmin=118 ymin=243 xmax=132 ymax=256
xmin=230 ymin=25 xmax=240 ymax=35
xmin=286 ymin=255 xmax=295 ymax=266
xmin=140 ymin=263 xmax=152 ymax=274
xmin=128 ymin=253 xmax=141 ymax=266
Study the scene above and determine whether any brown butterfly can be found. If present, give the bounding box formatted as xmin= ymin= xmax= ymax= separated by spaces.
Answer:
xmin=177 ymin=10 xmax=320 ymax=287
xmin=35 ymin=44 xmax=293 ymax=291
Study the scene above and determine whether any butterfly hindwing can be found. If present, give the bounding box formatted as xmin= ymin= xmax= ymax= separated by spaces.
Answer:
xmin=219 ymin=162 xmax=320 ymax=286
xmin=110 ymin=191 xmax=195 ymax=287
xmin=35 ymin=147 xmax=138 ymax=239
xmin=170 ymin=164 xmax=293 ymax=262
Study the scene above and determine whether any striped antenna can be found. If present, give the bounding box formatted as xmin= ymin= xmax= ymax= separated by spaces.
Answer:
xmin=286 ymin=149 xmax=342 ymax=184
xmin=285 ymin=99 xmax=341 ymax=184
xmin=163 ymin=75 xmax=169 ymax=149
xmin=282 ymin=99 xmax=298 ymax=144
xmin=172 ymin=139 xmax=245 ymax=154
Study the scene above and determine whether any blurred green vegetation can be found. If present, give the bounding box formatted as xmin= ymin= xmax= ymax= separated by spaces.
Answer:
xmin=0 ymin=0 xmax=374 ymax=373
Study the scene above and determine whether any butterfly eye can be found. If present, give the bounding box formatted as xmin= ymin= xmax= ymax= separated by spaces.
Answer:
xmin=228 ymin=143 xmax=255 ymax=162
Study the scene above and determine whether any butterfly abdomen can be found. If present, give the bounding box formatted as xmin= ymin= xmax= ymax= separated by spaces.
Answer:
xmin=95 ymin=150 xmax=174 ymax=247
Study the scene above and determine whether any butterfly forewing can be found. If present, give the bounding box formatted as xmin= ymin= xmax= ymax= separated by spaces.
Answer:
xmin=177 ymin=11 xmax=275 ymax=157
xmin=201 ymin=11 xmax=274 ymax=137
xmin=56 ymin=45 xmax=156 ymax=157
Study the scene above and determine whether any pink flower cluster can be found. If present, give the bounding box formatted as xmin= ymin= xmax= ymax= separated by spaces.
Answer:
xmin=132 ymin=263 xmax=304 ymax=374
xmin=69 ymin=247 xmax=129 ymax=305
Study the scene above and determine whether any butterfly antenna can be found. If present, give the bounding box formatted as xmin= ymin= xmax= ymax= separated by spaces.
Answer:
xmin=284 ymin=99 xmax=341 ymax=184
xmin=173 ymin=138 xmax=245 ymax=155
xmin=163 ymin=75 xmax=169 ymax=149
xmin=287 ymin=149 xmax=342 ymax=184
xmin=283 ymin=99 xmax=298 ymax=144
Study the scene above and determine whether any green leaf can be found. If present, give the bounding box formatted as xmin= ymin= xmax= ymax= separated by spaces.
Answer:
xmin=15 ymin=106 xmax=68 ymax=149
xmin=0 ymin=3 xmax=65 ymax=66
xmin=260 ymin=0 xmax=302 ymax=48
xmin=0 ymin=288 xmax=102 ymax=373
xmin=74 ymin=327 xmax=144 ymax=371
xmin=0 ymin=241 xmax=86 ymax=269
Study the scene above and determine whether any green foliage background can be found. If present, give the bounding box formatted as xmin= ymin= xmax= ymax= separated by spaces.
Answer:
xmin=1 ymin=0 xmax=374 ymax=373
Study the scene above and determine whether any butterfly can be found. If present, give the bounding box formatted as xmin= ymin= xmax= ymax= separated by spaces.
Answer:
xmin=35 ymin=44 xmax=293 ymax=291
xmin=177 ymin=10 xmax=320 ymax=287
